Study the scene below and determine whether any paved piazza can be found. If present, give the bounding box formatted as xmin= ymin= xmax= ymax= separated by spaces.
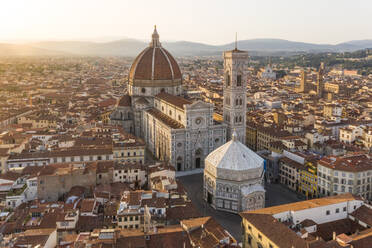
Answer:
xmin=178 ymin=173 xmax=306 ymax=242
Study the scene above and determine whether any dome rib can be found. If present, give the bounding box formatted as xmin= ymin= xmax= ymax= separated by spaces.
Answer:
xmin=160 ymin=47 xmax=174 ymax=80
xmin=128 ymin=27 xmax=182 ymax=87
xmin=151 ymin=46 xmax=156 ymax=80
xmin=129 ymin=47 xmax=151 ymax=81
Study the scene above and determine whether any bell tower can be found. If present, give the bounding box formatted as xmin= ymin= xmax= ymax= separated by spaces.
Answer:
xmin=222 ymin=38 xmax=249 ymax=144
xmin=317 ymin=62 xmax=325 ymax=98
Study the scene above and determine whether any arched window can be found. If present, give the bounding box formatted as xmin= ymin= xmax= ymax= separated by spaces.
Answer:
xmin=141 ymin=88 xmax=146 ymax=93
xmin=239 ymin=116 xmax=242 ymax=122
xmin=239 ymin=99 xmax=243 ymax=105
xmin=226 ymin=72 xmax=231 ymax=86
xmin=235 ymin=99 xmax=239 ymax=106
xmin=237 ymin=75 xmax=242 ymax=86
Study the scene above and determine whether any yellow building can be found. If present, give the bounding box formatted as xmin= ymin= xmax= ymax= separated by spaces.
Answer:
xmin=100 ymin=110 xmax=112 ymax=125
xmin=246 ymin=123 xmax=257 ymax=151
xmin=113 ymin=138 xmax=145 ymax=164
xmin=256 ymin=127 xmax=291 ymax=151
xmin=0 ymin=151 xmax=9 ymax=174
xmin=117 ymin=212 xmax=142 ymax=229
xmin=299 ymin=161 xmax=318 ymax=199
xmin=17 ymin=115 xmax=57 ymax=129
xmin=273 ymin=112 xmax=286 ymax=126
xmin=240 ymin=194 xmax=363 ymax=248
xmin=241 ymin=214 xmax=307 ymax=248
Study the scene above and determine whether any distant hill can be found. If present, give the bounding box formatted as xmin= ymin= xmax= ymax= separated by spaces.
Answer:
xmin=0 ymin=43 xmax=67 ymax=56
xmin=29 ymin=39 xmax=147 ymax=57
xmin=0 ymin=38 xmax=372 ymax=57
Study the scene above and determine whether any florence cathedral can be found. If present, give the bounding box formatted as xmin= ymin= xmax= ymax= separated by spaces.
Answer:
xmin=111 ymin=26 xmax=252 ymax=172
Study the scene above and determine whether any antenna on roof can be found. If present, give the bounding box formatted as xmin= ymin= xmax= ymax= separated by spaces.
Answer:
xmin=235 ymin=32 xmax=238 ymax=50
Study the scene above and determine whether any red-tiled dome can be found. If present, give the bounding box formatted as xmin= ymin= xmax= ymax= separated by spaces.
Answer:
xmin=128 ymin=27 xmax=182 ymax=86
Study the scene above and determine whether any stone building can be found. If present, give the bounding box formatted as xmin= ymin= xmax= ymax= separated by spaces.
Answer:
xmin=203 ymin=132 xmax=265 ymax=213
xmin=110 ymin=95 xmax=134 ymax=134
xmin=317 ymin=62 xmax=325 ymax=98
xmin=111 ymin=26 xmax=250 ymax=171
xmin=317 ymin=154 xmax=372 ymax=200
xmin=261 ymin=63 xmax=276 ymax=80
xmin=143 ymin=93 xmax=226 ymax=171
xmin=37 ymin=164 xmax=98 ymax=202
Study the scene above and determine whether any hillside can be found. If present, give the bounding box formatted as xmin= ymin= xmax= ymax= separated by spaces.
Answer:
xmin=0 ymin=38 xmax=371 ymax=57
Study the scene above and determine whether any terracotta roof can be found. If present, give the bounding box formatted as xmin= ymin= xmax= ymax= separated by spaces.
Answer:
xmin=80 ymin=199 xmax=96 ymax=213
xmin=240 ymin=213 xmax=307 ymax=248
xmin=141 ymin=196 xmax=167 ymax=208
xmin=155 ymin=92 xmax=192 ymax=110
xmin=129 ymin=46 xmax=181 ymax=82
xmin=146 ymin=108 xmax=184 ymax=129
xmin=181 ymin=217 xmax=237 ymax=247
xmin=95 ymin=182 xmax=131 ymax=200
xmin=76 ymin=215 xmax=103 ymax=232
xmin=350 ymin=205 xmax=372 ymax=226
xmin=280 ymin=157 xmax=306 ymax=170
xmin=318 ymin=154 xmax=372 ymax=172
xmin=118 ymin=95 xmax=132 ymax=107
xmin=135 ymin=97 xmax=149 ymax=105
xmin=8 ymin=147 xmax=112 ymax=160
xmin=121 ymin=191 xmax=141 ymax=206
xmin=300 ymin=219 xmax=317 ymax=227
xmin=116 ymin=226 xmax=192 ymax=248
xmin=166 ymin=202 xmax=201 ymax=222
xmin=246 ymin=193 xmax=361 ymax=215
xmin=314 ymin=218 xmax=365 ymax=241
xmin=349 ymin=228 xmax=372 ymax=248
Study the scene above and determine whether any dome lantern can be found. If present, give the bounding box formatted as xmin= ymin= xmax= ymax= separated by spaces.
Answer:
xmin=150 ymin=25 xmax=161 ymax=47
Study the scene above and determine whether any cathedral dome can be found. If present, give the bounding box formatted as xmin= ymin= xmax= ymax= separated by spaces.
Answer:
xmin=205 ymin=132 xmax=264 ymax=171
xmin=128 ymin=26 xmax=182 ymax=87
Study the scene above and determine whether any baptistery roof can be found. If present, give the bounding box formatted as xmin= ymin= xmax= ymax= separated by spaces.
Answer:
xmin=128 ymin=26 xmax=182 ymax=86
xmin=205 ymin=132 xmax=264 ymax=171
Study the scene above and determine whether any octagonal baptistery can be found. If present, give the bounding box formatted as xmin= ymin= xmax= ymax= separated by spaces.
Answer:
xmin=128 ymin=26 xmax=182 ymax=98
xmin=203 ymin=132 xmax=265 ymax=213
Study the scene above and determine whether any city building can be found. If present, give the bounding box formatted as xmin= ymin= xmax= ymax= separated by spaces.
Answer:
xmin=317 ymin=154 xmax=372 ymax=200
xmin=110 ymin=27 xmax=250 ymax=170
xmin=261 ymin=63 xmax=276 ymax=80
xmin=240 ymin=194 xmax=366 ymax=248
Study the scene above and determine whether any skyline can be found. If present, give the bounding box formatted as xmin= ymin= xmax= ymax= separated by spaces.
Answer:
xmin=0 ymin=0 xmax=371 ymax=45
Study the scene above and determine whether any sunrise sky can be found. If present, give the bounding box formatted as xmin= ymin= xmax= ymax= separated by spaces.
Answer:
xmin=0 ymin=0 xmax=370 ymax=44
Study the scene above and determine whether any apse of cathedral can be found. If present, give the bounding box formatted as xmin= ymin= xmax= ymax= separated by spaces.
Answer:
xmin=111 ymin=26 xmax=251 ymax=172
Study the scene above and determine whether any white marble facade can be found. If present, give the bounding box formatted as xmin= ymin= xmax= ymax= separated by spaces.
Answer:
xmin=110 ymin=28 xmax=251 ymax=172
xmin=143 ymin=97 xmax=227 ymax=171
xmin=204 ymin=132 xmax=265 ymax=213
xmin=223 ymin=49 xmax=249 ymax=143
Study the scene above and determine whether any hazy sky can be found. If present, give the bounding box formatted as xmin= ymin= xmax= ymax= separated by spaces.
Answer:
xmin=0 ymin=0 xmax=371 ymax=44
